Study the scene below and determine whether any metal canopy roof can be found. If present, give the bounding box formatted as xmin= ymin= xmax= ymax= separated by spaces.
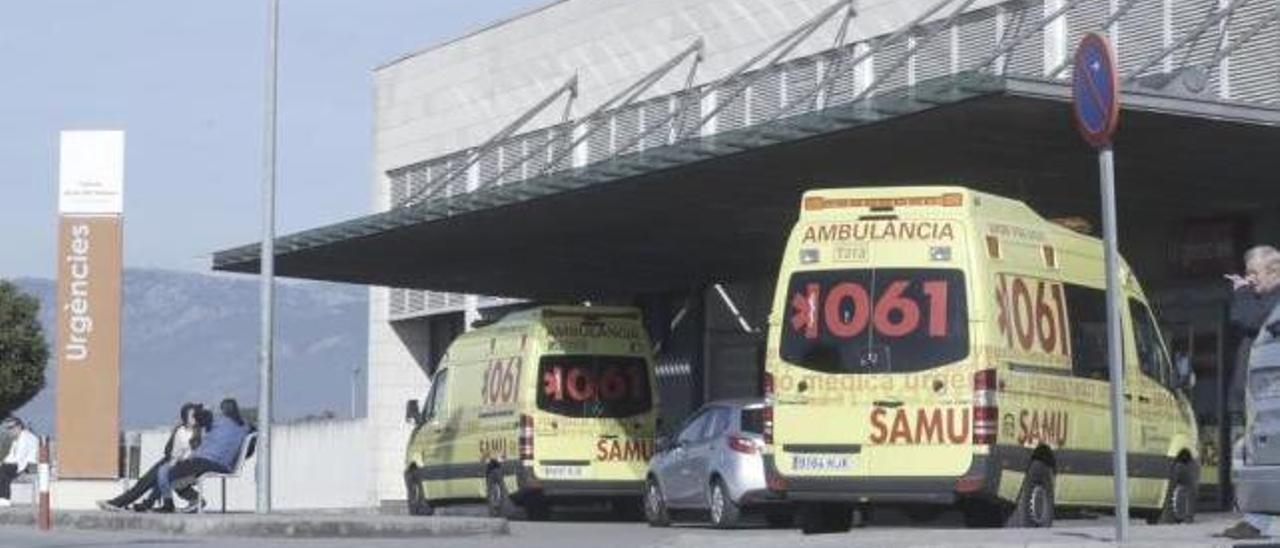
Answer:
xmin=212 ymin=74 xmax=1280 ymax=300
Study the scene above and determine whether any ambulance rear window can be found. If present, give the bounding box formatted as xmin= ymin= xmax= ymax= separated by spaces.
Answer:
xmin=780 ymin=268 xmax=969 ymax=374
xmin=537 ymin=355 xmax=653 ymax=418
xmin=740 ymin=408 xmax=764 ymax=435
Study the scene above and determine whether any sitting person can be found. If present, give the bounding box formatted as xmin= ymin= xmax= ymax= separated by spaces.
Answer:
xmin=97 ymin=403 xmax=205 ymax=512
xmin=154 ymin=398 xmax=250 ymax=513
xmin=0 ymin=417 xmax=38 ymax=508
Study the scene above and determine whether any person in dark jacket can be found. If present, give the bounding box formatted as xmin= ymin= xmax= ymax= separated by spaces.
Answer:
xmin=1222 ymin=245 xmax=1280 ymax=540
xmin=96 ymin=403 xmax=205 ymax=512
xmin=1227 ymin=246 xmax=1280 ymax=415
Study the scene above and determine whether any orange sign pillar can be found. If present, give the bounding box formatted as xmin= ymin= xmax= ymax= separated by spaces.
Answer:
xmin=54 ymin=131 xmax=124 ymax=479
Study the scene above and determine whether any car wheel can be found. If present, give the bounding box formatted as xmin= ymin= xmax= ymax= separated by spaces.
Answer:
xmin=404 ymin=468 xmax=434 ymax=516
xmin=1150 ymin=461 xmax=1196 ymax=525
xmin=644 ymin=478 xmax=671 ymax=527
xmin=1007 ymin=460 xmax=1054 ymax=528
xmin=486 ymin=468 xmax=518 ymax=519
xmin=708 ymin=478 xmax=741 ymax=529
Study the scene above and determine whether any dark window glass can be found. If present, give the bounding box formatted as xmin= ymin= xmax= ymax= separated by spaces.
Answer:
xmin=1065 ymin=285 xmax=1109 ymax=381
xmin=703 ymin=407 xmax=731 ymax=439
xmin=536 ymin=355 xmax=653 ymax=418
xmin=676 ymin=411 xmax=710 ymax=445
xmin=424 ymin=369 xmax=449 ymax=421
xmin=739 ymin=408 xmax=764 ymax=435
xmin=1130 ymin=300 xmax=1173 ymax=388
xmin=779 ymin=268 xmax=969 ymax=374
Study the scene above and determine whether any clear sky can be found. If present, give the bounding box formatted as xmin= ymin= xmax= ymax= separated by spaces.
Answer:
xmin=0 ymin=0 xmax=549 ymax=279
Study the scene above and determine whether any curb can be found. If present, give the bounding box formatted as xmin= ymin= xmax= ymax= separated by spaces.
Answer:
xmin=0 ymin=509 xmax=509 ymax=538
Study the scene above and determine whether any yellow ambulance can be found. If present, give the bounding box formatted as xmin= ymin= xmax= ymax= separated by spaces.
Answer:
xmin=403 ymin=306 xmax=660 ymax=519
xmin=763 ymin=186 xmax=1198 ymax=531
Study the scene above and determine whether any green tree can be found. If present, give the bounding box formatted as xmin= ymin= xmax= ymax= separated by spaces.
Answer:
xmin=0 ymin=280 xmax=48 ymax=418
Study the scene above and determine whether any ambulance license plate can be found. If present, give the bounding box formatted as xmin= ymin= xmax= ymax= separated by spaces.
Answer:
xmin=541 ymin=465 xmax=586 ymax=479
xmin=791 ymin=454 xmax=854 ymax=472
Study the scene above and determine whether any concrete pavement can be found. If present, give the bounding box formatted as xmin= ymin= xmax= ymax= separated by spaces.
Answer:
xmin=0 ymin=507 xmax=507 ymax=539
xmin=0 ymin=509 xmax=1273 ymax=547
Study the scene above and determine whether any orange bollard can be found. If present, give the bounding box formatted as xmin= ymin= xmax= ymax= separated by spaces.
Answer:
xmin=37 ymin=437 xmax=50 ymax=531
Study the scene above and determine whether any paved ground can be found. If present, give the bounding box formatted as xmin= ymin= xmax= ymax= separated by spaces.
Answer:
xmin=0 ymin=509 xmax=1275 ymax=548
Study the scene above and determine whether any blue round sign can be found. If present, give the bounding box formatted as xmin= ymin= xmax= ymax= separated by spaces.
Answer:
xmin=1072 ymin=33 xmax=1120 ymax=148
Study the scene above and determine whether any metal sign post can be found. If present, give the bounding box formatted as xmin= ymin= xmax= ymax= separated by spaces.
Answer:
xmin=1072 ymin=32 xmax=1127 ymax=542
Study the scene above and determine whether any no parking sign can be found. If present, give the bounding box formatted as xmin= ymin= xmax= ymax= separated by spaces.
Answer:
xmin=1072 ymin=32 xmax=1129 ymax=541
xmin=1072 ymin=33 xmax=1120 ymax=148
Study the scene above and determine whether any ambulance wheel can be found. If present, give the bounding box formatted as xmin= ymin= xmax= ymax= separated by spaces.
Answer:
xmin=707 ymin=478 xmax=741 ymax=529
xmin=404 ymin=469 xmax=434 ymax=516
xmin=643 ymin=478 xmax=671 ymax=527
xmin=799 ymin=502 xmax=853 ymax=534
xmin=1007 ymin=460 xmax=1054 ymax=528
xmin=1150 ymin=461 xmax=1196 ymax=525
xmin=485 ymin=469 xmax=518 ymax=518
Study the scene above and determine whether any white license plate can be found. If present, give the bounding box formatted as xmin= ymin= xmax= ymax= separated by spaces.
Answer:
xmin=791 ymin=454 xmax=854 ymax=472
xmin=541 ymin=465 xmax=587 ymax=479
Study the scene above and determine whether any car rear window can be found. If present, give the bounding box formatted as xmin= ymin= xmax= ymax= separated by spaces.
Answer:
xmin=780 ymin=268 xmax=969 ymax=374
xmin=739 ymin=408 xmax=764 ymax=435
xmin=537 ymin=355 xmax=653 ymax=418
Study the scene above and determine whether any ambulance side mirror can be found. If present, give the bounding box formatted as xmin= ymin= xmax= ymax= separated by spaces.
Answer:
xmin=405 ymin=399 xmax=422 ymax=425
xmin=1175 ymin=355 xmax=1196 ymax=390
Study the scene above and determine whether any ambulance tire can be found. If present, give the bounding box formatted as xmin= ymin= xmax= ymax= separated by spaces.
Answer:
xmin=643 ymin=478 xmax=672 ymax=527
xmin=486 ymin=469 xmax=518 ymax=519
xmin=404 ymin=469 xmax=434 ymax=516
xmin=1007 ymin=460 xmax=1055 ymax=528
xmin=799 ymin=503 xmax=854 ymax=534
xmin=707 ymin=478 xmax=741 ymax=529
xmin=1150 ymin=461 xmax=1196 ymax=525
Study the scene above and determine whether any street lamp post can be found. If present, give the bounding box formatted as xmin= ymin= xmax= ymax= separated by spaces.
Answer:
xmin=257 ymin=0 xmax=280 ymax=514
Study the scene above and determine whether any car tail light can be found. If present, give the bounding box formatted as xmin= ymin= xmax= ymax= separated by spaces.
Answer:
xmin=972 ymin=369 xmax=998 ymax=445
xmin=518 ymin=414 xmax=535 ymax=461
xmin=763 ymin=372 xmax=775 ymax=398
xmin=727 ymin=435 xmax=759 ymax=455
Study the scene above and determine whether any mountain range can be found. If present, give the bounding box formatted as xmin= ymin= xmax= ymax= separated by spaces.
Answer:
xmin=8 ymin=269 xmax=367 ymax=432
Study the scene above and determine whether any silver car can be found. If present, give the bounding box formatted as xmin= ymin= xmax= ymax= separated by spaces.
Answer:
xmin=643 ymin=398 xmax=791 ymax=528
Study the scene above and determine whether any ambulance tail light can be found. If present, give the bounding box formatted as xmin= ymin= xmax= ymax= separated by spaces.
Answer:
xmin=972 ymin=369 xmax=998 ymax=445
xmin=762 ymin=372 xmax=774 ymax=445
xmin=518 ymin=414 xmax=535 ymax=461
xmin=762 ymin=406 xmax=774 ymax=445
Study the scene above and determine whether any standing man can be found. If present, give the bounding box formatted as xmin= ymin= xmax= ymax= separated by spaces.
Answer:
xmin=1223 ymin=245 xmax=1280 ymax=539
